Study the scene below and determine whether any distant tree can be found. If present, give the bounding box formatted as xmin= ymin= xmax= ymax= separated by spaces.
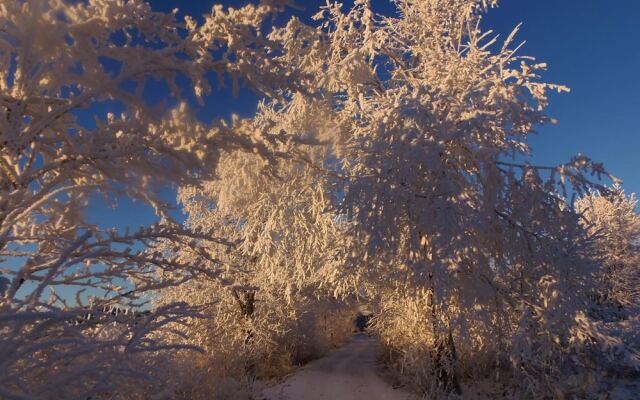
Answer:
xmin=576 ymin=187 xmax=640 ymax=312
xmin=154 ymin=144 xmax=356 ymax=397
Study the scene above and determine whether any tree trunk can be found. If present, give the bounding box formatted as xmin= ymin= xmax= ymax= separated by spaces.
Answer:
xmin=232 ymin=289 xmax=256 ymax=376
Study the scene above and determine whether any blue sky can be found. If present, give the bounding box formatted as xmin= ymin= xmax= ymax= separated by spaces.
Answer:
xmin=482 ymin=1 xmax=640 ymax=196
xmin=90 ymin=0 xmax=640 ymax=230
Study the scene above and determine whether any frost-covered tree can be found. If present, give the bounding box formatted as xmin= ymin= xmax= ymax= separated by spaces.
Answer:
xmin=569 ymin=188 xmax=640 ymax=397
xmin=1 ymin=0 xmax=636 ymax=399
xmin=155 ymin=129 xmax=356 ymax=397
xmin=0 ymin=1 xmax=301 ymax=398
xmin=576 ymin=187 xmax=640 ymax=312
xmin=241 ymin=0 xmax=623 ymax=397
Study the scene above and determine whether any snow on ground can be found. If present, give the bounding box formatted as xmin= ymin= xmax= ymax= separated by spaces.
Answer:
xmin=261 ymin=334 xmax=418 ymax=400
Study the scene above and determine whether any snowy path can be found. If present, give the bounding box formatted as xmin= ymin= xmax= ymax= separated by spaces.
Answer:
xmin=262 ymin=334 xmax=418 ymax=400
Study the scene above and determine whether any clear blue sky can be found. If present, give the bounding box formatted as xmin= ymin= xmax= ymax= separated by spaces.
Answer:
xmin=90 ymin=0 xmax=640 ymax=230
xmin=482 ymin=1 xmax=640 ymax=196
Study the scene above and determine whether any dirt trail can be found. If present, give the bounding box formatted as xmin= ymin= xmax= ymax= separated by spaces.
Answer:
xmin=262 ymin=334 xmax=418 ymax=400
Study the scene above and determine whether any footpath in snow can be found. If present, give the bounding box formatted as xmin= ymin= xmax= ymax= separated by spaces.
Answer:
xmin=262 ymin=333 xmax=418 ymax=400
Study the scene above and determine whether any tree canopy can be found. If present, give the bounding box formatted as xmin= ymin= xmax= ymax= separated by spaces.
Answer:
xmin=0 ymin=1 xmax=637 ymax=399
